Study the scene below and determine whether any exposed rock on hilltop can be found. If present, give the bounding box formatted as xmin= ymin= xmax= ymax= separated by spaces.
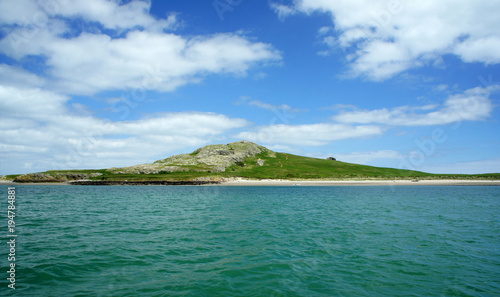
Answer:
xmin=10 ymin=140 xmax=498 ymax=183
xmin=109 ymin=140 xmax=276 ymax=174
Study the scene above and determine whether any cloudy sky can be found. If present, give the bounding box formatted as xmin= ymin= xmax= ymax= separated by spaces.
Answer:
xmin=1 ymin=0 xmax=499 ymax=175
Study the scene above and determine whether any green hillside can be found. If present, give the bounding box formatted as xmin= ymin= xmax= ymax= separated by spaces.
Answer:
xmin=222 ymin=151 xmax=430 ymax=179
xmin=8 ymin=141 xmax=499 ymax=182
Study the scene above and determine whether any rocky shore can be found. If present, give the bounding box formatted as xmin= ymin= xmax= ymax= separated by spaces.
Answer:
xmin=68 ymin=180 xmax=222 ymax=186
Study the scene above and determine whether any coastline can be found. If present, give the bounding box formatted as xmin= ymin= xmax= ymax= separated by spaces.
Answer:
xmin=2 ymin=179 xmax=500 ymax=186
xmin=0 ymin=180 xmax=69 ymax=186
xmin=220 ymin=179 xmax=500 ymax=186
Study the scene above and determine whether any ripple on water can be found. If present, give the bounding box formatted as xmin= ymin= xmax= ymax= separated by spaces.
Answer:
xmin=3 ymin=185 xmax=500 ymax=296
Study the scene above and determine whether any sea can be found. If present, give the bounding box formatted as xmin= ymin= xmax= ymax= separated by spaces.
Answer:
xmin=1 ymin=185 xmax=499 ymax=296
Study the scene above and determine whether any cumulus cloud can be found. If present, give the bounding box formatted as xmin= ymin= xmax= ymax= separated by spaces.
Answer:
xmin=0 ymin=85 xmax=68 ymax=121
xmin=0 ymin=30 xmax=280 ymax=95
xmin=277 ymin=0 xmax=500 ymax=80
xmin=454 ymin=36 xmax=500 ymax=64
xmin=236 ymin=123 xmax=384 ymax=146
xmin=0 ymin=82 xmax=249 ymax=174
xmin=332 ymin=86 xmax=497 ymax=126
xmin=0 ymin=0 xmax=176 ymax=31
xmin=334 ymin=150 xmax=403 ymax=164
xmin=0 ymin=0 xmax=282 ymax=174
xmin=0 ymin=64 xmax=46 ymax=89
xmin=0 ymin=0 xmax=41 ymax=26
xmin=270 ymin=3 xmax=297 ymax=21
xmin=237 ymin=97 xmax=306 ymax=113
xmin=0 ymin=1 xmax=281 ymax=95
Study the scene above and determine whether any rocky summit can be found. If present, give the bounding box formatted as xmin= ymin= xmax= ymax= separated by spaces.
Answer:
xmin=109 ymin=141 xmax=276 ymax=174
xmin=10 ymin=140 xmax=498 ymax=183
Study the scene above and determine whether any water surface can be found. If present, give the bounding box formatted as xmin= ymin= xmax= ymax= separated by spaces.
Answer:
xmin=1 ymin=185 xmax=499 ymax=296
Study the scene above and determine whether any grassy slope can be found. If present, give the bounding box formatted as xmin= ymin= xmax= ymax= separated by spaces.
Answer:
xmin=7 ymin=152 xmax=500 ymax=181
xmin=223 ymin=152 xmax=433 ymax=179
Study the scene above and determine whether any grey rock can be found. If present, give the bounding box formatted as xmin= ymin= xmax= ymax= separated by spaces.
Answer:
xmin=110 ymin=140 xmax=276 ymax=174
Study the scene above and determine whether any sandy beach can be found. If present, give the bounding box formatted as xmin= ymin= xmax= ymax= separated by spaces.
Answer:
xmin=2 ymin=179 xmax=500 ymax=186
xmin=220 ymin=179 xmax=500 ymax=186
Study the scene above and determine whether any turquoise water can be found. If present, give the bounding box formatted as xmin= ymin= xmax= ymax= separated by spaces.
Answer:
xmin=1 ymin=185 xmax=499 ymax=296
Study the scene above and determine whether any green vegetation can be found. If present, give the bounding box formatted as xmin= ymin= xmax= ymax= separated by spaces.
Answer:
xmin=221 ymin=152 xmax=432 ymax=179
xmin=5 ymin=174 xmax=22 ymax=180
xmin=7 ymin=141 xmax=500 ymax=182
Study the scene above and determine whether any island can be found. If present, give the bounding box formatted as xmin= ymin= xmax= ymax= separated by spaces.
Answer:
xmin=2 ymin=141 xmax=499 ymax=185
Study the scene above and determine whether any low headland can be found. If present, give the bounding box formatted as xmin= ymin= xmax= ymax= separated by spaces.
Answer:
xmin=3 ymin=141 xmax=499 ymax=186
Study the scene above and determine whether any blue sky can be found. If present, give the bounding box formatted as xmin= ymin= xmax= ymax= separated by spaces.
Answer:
xmin=1 ymin=0 xmax=499 ymax=175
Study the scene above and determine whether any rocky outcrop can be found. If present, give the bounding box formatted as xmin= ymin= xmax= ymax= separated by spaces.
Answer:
xmin=14 ymin=173 xmax=64 ymax=183
xmin=69 ymin=180 xmax=223 ymax=186
xmin=109 ymin=165 xmax=190 ymax=175
xmin=62 ymin=173 xmax=89 ymax=180
xmin=13 ymin=172 xmax=94 ymax=183
xmin=109 ymin=140 xmax=276 ymax=174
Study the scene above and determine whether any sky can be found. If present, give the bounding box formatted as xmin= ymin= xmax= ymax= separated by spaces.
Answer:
xmin=0 ymin=0 xmax=499 ymax=175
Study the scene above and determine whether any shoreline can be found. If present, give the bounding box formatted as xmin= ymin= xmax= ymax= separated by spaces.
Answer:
xmin=220 ymin=179 xmax=500 ymax=186
xmin=2 ymin=179 xmax=500 ymax=186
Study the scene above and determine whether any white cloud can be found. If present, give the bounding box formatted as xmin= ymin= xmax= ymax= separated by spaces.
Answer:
xmin=106 ymin=113 xmax=249 ymax=137
xmin=281 ymin=0 xmax=500 ymax=80
xmin=0 ymin=64 xmax=46 ymax=89
xmin=347 ymin=40 xmax=414 ymax=80
xmin=434 ymin=84 xmax=449 ymax=92
xmin=454 ymin=36 xmax=500 ymax=64
xmin=0 ymin=85 xmax=68 ymax=120
xmin=237 ymin=123 xmax=384 ymax=146
xmin=0 ymin=1 xmax=281 ymax=95
xmin=249 ymin=100 xmax=286 ymax=111
xmin=332 ymin=86 xmax=497 ymax=126
xmin=265 ymin=144 xmax=303 ymax=155
xmin=0 ymin=30 xmax=280 ymax=95
xmin=238 ymin=97 xmax=305 ymax=113
xmin=420 ymin=158 xmax=500 ymax=175
xmin=0 ymin=83 xmax=249 ymax=174
xmin=0 ymin=1 xmax=282 ymax=174
xmin=334 ymin=150 xmax=403 ymax=164
xmin=0 ymin=0 xmax=176 ymax=31
xmin=270 ymin=3 xmax=297 ymax=21
xmin=318 ymin=26 xmax=332 ymax=35
xmin=0 ymin=0 xmax=40 ymax=26
xmin=56 ymin=0 xmax=177 ymax=31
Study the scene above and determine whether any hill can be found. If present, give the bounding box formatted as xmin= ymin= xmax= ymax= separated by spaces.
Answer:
xmin=7 ymin=140 xmax=500 ymax=183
